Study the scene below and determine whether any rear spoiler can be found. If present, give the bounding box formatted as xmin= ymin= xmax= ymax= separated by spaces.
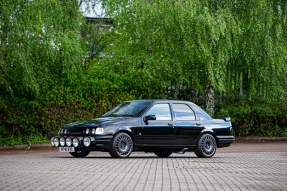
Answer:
xmin=212 ymin=116 xmax=231 ymax=122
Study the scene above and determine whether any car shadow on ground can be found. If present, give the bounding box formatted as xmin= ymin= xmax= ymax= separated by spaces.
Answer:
xmin=46 ymin=155 xmax=211 ymax=159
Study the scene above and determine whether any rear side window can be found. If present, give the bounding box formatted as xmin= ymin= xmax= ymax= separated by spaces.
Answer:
xmin=146 ymin=104 xmax=172 ymax=120
xmin=173 ymin=104 xmax=196 ymax=120
xmin=190 ymin=104 xmax=212 ymax=120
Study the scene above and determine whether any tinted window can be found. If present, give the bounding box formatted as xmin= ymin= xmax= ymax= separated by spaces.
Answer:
xmin=146 ymin=104 xmax=172 ymax=120
xmin=190 ymin=104 xmax=212 ymax=120
xmin=103 ymin=101 xmax=151 ymax=117
xmin=173 ymin=104 xmax=195 ymax=120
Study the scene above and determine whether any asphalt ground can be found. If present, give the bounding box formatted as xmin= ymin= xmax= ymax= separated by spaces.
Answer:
xmin=0 ymin=142 xmax=287 ymax=191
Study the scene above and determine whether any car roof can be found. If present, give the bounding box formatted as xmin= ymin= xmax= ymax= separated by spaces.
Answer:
xmin=125 ymin=100 xmax=195 ymax=104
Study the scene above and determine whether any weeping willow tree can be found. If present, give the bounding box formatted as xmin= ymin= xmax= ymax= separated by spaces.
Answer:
xmin=100 ymin=0 xmax=287 ymax=113
xmin=0 ymin=0 xmax=85 ymax=102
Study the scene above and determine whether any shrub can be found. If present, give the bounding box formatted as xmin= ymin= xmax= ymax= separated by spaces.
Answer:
xmin=218 ymin=99 xmax=287 ymax=136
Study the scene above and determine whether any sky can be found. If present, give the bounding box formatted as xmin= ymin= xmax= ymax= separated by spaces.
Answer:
xmin=81 ymin=1 xmax=107 ymax=18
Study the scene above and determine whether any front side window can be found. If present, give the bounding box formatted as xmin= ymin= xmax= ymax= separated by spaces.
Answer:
xmin=173 ymin=104 xmax=196 ymax=120
xmin=146 ymin=104 xmax=172 ymax=120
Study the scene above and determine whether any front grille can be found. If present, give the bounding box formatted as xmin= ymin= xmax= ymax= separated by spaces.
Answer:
xmin=69 ymin=131 xmax=82 ymax=135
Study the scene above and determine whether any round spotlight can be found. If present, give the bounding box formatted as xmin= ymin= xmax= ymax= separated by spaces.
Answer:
xmin=86 ymin=128 xmax=90 ymax=134
xmin=51 ymin=137 xmax=55 ymax=146
xmin=92 ymin=128 xmax=96 ymax=134
xmin=83 ymin=137 xmax=91 ymax=147
xmin=66 ymin=137 xmax=72 ymax=146
xmin=60 ymin=137 xmax=65 ymax=146
xmin=61 ymin=129 xmax=64 ymax=134
xmin=73 ymin=138 xmax=79 ymax=147
xmin=64 ymin=129 xmax=68 ymax=134
xmin=54 ymin=138 xmax=59 ymax=147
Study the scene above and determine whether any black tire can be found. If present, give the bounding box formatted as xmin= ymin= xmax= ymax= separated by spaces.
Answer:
xmin=194 ymin=134 xmax=217 ymax=158
xmin=109 ymin=132 xmax=133 ymax=158
xmin=69 ymin=150 xmax=90 ymax=157
xmin=154 ymin=151 xmax=172 ymax=157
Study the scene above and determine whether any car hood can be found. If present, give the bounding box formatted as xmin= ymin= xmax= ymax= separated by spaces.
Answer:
xmin=64 ymin=117 xmax=132 ymax=129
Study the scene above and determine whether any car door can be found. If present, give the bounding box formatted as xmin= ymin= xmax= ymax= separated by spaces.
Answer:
xmin=142 ymin=103 xmax=176 ymax=145
xmin=173 ymin=103 xmax=204 ymax=146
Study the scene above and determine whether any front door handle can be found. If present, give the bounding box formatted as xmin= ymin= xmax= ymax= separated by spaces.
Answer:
xmin=168 ymin=123 xmax=174 ymax=127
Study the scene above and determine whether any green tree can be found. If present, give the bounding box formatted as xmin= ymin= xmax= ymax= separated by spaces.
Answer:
xmin=101 ymin=0 xmax=287 ymax=113
xmin=0 ymin=0 xmax=85 ymax=101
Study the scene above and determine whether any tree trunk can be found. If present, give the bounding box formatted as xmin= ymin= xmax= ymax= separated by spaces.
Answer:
xmin=239 ymin=72 xmax=243 ymax=95
xmin=206 ymin=82 xmax=214 ymax=115
xmin=174 ymin=82 xmax=180 ymax=99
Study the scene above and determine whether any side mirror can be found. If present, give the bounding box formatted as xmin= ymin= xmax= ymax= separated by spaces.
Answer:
xmin=144 ymin=115 xmax=156 ymax=123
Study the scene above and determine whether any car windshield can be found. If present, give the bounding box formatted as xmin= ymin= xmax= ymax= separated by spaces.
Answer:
xmin=103 ymin=101 xmax=152 ymax=117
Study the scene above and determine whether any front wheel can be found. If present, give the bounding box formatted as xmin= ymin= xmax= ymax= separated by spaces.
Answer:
xmin=69 ymin=150 xmax=90 ymax=157
xmin=194 ymin=134 xmax=217 ymax=158
xmin=109 ymin=132 xmax=133 ymax=158
xmin=154 ymin=151 xmax=172 ymax=157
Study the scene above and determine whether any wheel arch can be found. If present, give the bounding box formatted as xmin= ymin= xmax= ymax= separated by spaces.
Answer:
xmin=113 ymin=130 xmax=135 ymax=150
xmin=196 ymin=131 xmax=219 ymax=147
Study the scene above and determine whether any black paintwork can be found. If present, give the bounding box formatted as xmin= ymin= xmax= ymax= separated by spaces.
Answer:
xmin=55 ymin=100 xmax=235 ymax=152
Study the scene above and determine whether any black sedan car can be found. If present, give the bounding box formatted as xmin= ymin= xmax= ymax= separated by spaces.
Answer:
xmin=51 ymin=100 xmax=234 ymax=158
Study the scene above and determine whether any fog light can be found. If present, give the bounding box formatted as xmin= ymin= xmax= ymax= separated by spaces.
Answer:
xmin=83 ymin=137 xmax=91 ymax=147
xmin=54 ymin=138 xmax=59 ymax=147
xmin=51 ymin=137 xmax=55 ymax=146
xmin=92 ymin=128 xmax=96 ymax=134
xmin=86 ymin=128 xmax=89 ymax=134
xmin=60 ymin=137 xmax=65 ymax=146
xmin=73 ymin=138 xmax=79 ymax=147
xmin=66 ymin=137 xmax=72 ymax=146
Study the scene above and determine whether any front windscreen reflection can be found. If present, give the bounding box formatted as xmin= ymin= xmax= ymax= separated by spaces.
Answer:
xmin=103 ymin=101 xmax=152 ymax=117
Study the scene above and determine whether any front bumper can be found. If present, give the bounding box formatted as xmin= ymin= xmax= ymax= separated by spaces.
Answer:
xmin=217 ymin=136 xmax=235 ymax=148
xmin=52 ymin=135 xmax=113 ymax=151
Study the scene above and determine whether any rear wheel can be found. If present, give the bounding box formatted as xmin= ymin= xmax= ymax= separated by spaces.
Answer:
xmin=69 ymin=150 xmax=90 ymax=157
xmin=194 ymin=134 xmax=217 ymax=158
xmin=109 ymin=132 xmax=133 ymax=158
xmin=154 ymin=151 xmax=172 ymax=157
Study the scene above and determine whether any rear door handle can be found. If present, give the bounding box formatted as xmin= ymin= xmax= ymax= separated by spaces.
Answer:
xmin=168 ymin=123 xmax=174 ymax=126
xmin=196 ymin=123 xmax=201 ymax=126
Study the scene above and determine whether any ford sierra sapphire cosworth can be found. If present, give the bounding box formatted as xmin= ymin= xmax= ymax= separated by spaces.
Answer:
xmin=51 ymin=100 xmax=234 ymax=158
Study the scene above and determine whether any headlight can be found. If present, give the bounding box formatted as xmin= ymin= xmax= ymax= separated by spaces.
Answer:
xmin=54 ymin=138 xmax=59 ymax=147
xmin=92 ymin=128 xmax=96 ymax=134
xmin=95 ymin=128 xmax=104 ymax=134
xmin=73 ymin=138 xmax=79 ymax=147
xmin=86 ymin=128 xmax=89 ymax=134
xmin=51 ymin=137 xmax=55 ymax=146
xmin=66 ymin=137 xmax=72 ymax=146
xmin=60 ymin=137 xmax=65 ymax=146
xmin=230 ymin=127 xmax=233 ymax=135
xmin=83 ymin=137 xmax=91 ymax=147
